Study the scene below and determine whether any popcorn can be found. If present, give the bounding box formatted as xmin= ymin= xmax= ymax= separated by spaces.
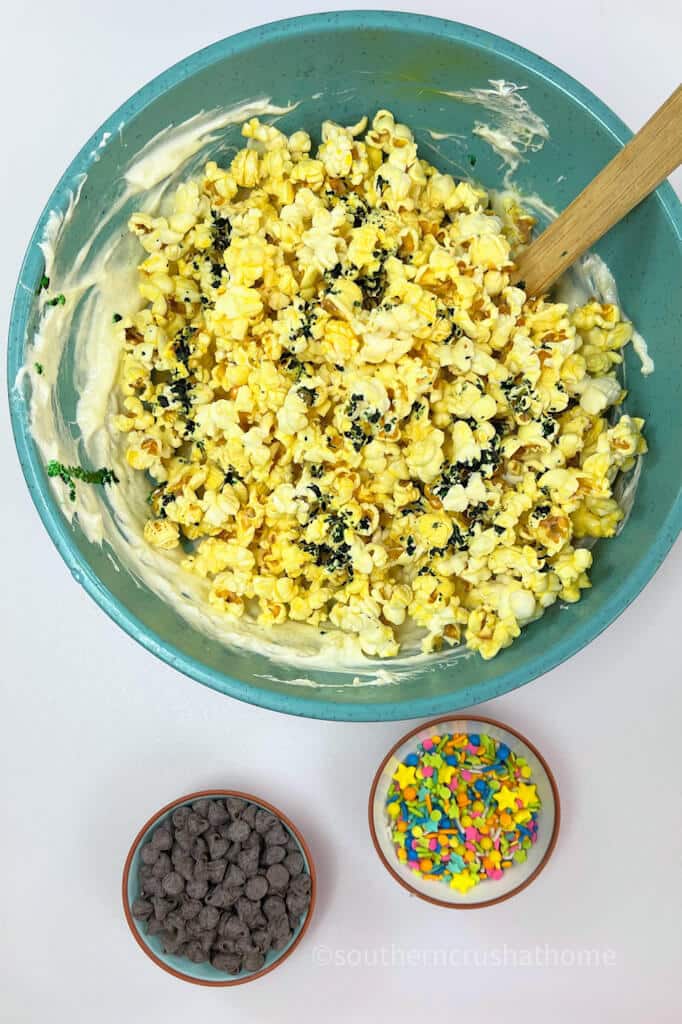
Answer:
xmin=117 ymin=111 xmax=646 ymax=660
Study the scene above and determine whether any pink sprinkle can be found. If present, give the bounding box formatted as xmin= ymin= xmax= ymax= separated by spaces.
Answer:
xmin=461 ymin=770 xmax=473 ymax=781
xmin=422 ymin=739 xmax=434 ymax=751
xmin=428 ymin=838 xmax=438 ymax=851
xmin=488 ymin=868 xmax=504 ymax=881
xmin=493 ymin=837 xmax=500 ymax=850
xmin=449 ymin=778 xmax=458 ymax=791
xmin=467 ymin=744 xmax=479 ymax=755
xmin=421 ymin=765 xmax=434 ymax=777
xmin=531 ymin=832 xmax=538 ymax=844
xmin=515 ymin=798 xmax=524 ymax=809
xmin=464 ymin=827 xmax=479 ymax=842
xmin=464 ymin=841 xmax=475 ymax=851
xmin=411 ymin=840 xmax=419 ymax=849
xmin=441 ymin=852 xmax=450 ymax=862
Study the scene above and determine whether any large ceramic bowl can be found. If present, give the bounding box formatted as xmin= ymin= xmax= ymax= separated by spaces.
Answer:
xmin=8 ymin=12 xmax=682 ymax=720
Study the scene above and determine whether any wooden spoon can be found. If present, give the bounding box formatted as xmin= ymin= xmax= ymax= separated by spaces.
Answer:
xmin=512 ymin=84 xmax=682 ymax=297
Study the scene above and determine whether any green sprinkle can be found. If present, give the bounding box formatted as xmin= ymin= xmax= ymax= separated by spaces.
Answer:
xmin=46 ymin=460 xmax=118 ymax=502
xmin=38 ymin=275 xmax=50 ymax=293
xmin=112 ymin=312 xmax=123 ymax=324
xmin=468 ymin=153 xmax=477 ymax=167
xmin=47 ymin=293 xmax=66 ymax=307
xmin=34 ymin=362 xmax=44 ymax=375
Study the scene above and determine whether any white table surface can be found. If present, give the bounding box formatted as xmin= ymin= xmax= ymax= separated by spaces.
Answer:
xmin=1 ymin=2 xmax=680 ymax=1021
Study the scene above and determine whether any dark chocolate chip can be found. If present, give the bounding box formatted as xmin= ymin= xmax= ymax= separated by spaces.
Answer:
xmin=211 ymin=952 xmax=242 ymax=974
xmin=185 ymin=878 xmax=208 ymax=901
xmin=254 ymin=809 xmax=278 ymax=834
xmin=245 ymin=875 xmax=268 ymax=902
xmin=241 ymin=803 xmax=258 ymax=828
xmin=191 ymin=798 xmax=212 ymax=817
xmin=262 ymin=895 xmax=286 ymax=921
xmin=266 ymin=864 xmax=290 ymax=892
xmin=207 ymin=832 xmax=229 ymax=860
xmin=191 ymin=837 xmax=208 ymax=861
xmin=284 ymin=851 xmax=304 ymax=876
xmin=162 ymin=872 xmax=185 ymax=896
xmin=185 ymin=940 xmax=208 ymax=963
xmin=264 ymin=824 xmax=289 ymax=847
xmin=171 ymin=806 xmax=191 ymax=830
xmin=237 ymin=848 xmax=260 ymax=876
xmin=151 ymin=853 xmax=172 ymax=878
xmin=242 ymin=950 xmax=265 ymax=972
xmin=225 ymin=797 xmax=247 ymax=818
xmin=207 ymin=800 xmax=230 ymax=826
xmin=140 ymin=843 xmax=159 ymax=866
xmin=131 ymin=898 xmax=153 ymax=919
xmin=261 ymin=845 xmax=286 ymax=866
xmin=151 ymin=826 xmax=173 ymax=851
xmin=180 ymin=899 xmax=202 ymax=920
xmin=187 ymin=812 xmax=210 ymax=836
xmin=198 ymin=905 xmax=220 ymax=930
xmin=152 ymin=896 xmax=174 ymax=921
xmin=226 ymin=819 xmax=251 ymax=843
xmin=207 ymin=859 xmax=227 ymax=884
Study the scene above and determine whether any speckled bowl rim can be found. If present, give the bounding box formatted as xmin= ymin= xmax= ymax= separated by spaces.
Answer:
xmin=8 ymin=11 xmax=682 ymax=722
xmin=368 ymin=715 xmax=561 ymax=908
xmin=121 ymin=789 xmax=316 ymax=985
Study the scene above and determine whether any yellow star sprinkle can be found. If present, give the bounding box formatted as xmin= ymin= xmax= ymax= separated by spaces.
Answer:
xmin=393 ymin=763 xmax=417 ymax=789
xmin=449 ymin=871 xmax=477 ymax=894
xmin=493 ymin=785 xmax=518 ymax=812
xmin=517 ymin=783 xmax=538 ymax=807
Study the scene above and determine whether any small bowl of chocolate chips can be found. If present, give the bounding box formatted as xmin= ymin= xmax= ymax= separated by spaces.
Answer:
xmin=122 ymin=790 xmax=316 ymax=984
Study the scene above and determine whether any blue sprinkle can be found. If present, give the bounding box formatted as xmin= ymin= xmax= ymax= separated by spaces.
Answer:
xmin=401 ymin=802 xmax=409 ymax=818
xmin=407 ymin=850 xmax=418 ymax=861
xmin=468 ymin=733 xmax=480 ymax=746
xmin=404 ymin=753 xmax=419 ymax=767
xmin=445 ymin=755 xmax=458 ymax=766
xmin=497 ymin=743 xmax=510 ymax=761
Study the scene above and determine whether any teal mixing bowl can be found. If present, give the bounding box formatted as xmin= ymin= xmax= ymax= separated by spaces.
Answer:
xmin=8 ymin=12 xmax=682 ymax=720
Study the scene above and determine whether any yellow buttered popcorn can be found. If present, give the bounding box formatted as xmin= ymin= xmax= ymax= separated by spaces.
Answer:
xmin=115 ymin=111 xmax=647 ymax=660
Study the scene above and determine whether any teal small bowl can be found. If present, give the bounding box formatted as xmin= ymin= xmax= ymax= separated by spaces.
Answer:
xmin=121 ymin=790 xmax=316 ymax=985
xmin=8 ymin=12 xmax=682 ymax=720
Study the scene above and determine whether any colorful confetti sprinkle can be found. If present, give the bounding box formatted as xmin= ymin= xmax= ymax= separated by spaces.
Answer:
xmin=385 ymin=732 xmax=541 ymax=892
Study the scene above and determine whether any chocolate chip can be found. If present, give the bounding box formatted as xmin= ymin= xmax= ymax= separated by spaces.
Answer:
xmin=238 ymin=847 xmax=260 ymax=876
xmin=151 ymin=826 xmax=173 ymax=851
xmin=241 ymin=803 xmax=258 ymax=828
xmin=140 ymin=843 xmax=159 ymax=865
xmin=251 ymin=928 xmax=271 ymax=954
xmin=224 ymin=864 xmax=246 ymax=888
xmin=191 ymin=837 xmax=208 ymax=861
xmin=171 ymin=806 xmax=191 ymax=830
xmin=262 ymin=895 xmax=286 ymax=921
xmin=152 ymin=896 xmax=174 ymax=921
xmin=213 ymin=935 xmax=236 ymax=953
xmin=151 ymin=853 xmax=172 ymax=878
xmin=131 ymin=898 xmax=153 ymax=919
xmin=254 ymin=809 xmax=277 ymax=834
xmin=284 ymin=851 xmax=304 ymax=876
xmin=226 ymin=841 xmax=242 ymax=862
xmin=245 ymin=876 xmax=268 ymax=902
xmin=225 ymin=797 xmax=247 ymax=818
xmin=207 ymin=800 xmax=230 ymax=826
xmin=198 ymin=905 xmax=220 ymax=930
xmin=207 ymin=832 xmax=229 ymax=860
xmin=185 ymin=940 xmax=208 ymax=963
xmin=224 ymin=915 xmax=249 ymax=939
xmin=146 ymin=916 xmax=164 ymax=936
xmin=264 ymin=824 xmax=289 ymax=847
xmin=191 ymin=799 xmax=212 ymax=817
xmin=289 ymin=873 xmax=311 ymax=898
xmin=180 ymin=899 xmax=202 ymax=920
xmin=162 ymin=872 xmax=185 ymax=896
xmin=185 ymin=878 xmax=208 ymax=901
xmin=211 ymin=952 xmax=242 ymax=974
xmin=226 ymin=819 xmax=251 ymax=843
xmin=266 ymin=864 xmax=290 ymax=892
xmin=207 ymin=859 xmax=227 ymax=884
xmin=175 ymin=828 xmax=193 ymax=851
xmin=242 ymin=950 xmax=265 ymax=972
xmin=187 ymin=812 xmax=210 ymax=836
xmin=261 ymin=845 xmax=286 ymax=866
xmin=236 ymin=896 xmax=262 ymax=927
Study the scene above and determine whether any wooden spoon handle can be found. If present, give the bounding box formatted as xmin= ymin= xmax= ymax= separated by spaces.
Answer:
xmin=512 ymin=84 xmax=682 ymax=296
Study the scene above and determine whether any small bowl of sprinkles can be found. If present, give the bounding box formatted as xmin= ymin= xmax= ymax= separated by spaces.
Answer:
xmin=368 ymin=716 xmax=560 ymax=908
